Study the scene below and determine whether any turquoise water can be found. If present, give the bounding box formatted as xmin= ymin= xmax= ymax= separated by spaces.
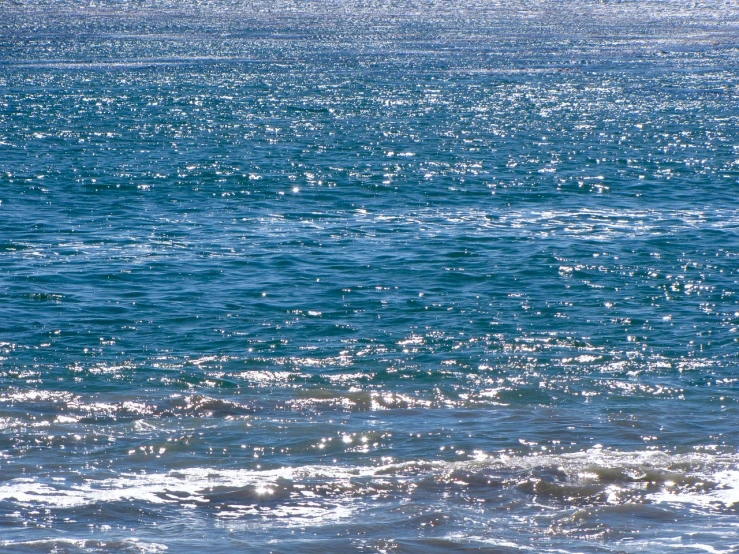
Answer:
xmin=1 ymin=1 xmax=739 ymax=552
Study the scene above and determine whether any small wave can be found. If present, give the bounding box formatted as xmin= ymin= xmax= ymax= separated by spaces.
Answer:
xmin=2 ymin=57 xmax=260 ymax=70
xmin=0 ymin=538 xmax=168 ymax=554
xmin=1 ymin=449 xmax=735 ymax=516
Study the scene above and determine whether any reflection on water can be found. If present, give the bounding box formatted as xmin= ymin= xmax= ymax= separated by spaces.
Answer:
xmin=2 ymin=0 xmax=739 ymax=551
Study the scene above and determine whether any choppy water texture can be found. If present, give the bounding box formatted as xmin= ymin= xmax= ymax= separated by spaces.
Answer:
xmin=2 ymin=1 xmax=739 ymax=552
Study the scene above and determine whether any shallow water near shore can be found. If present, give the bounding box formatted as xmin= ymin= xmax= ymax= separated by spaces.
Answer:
xmin=1 ymin=1 xmax=739 ymax=552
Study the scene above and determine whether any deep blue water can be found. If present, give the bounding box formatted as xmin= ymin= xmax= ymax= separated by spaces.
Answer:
xmin=1 ymin=1 xmax=739 ymax=552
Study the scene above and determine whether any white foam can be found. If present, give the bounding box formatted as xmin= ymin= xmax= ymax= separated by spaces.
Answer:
xmin=0 ymin=538 xmax=168 ymax=553
xmin=0 ymin=464 xmax=376 ymax=509
xmin=1 ymin=450 xmax=736 ymax=513
xmin=649 ymin=469 xmax=739 ymax=509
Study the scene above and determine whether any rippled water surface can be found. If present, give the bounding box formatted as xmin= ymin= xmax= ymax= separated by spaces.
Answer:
xmin=2 ymin=1 xmax=739 ymax=552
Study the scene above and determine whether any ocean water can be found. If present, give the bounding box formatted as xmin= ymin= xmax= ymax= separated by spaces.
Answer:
xmin=1 ymin=1 xmax=739 ymax=552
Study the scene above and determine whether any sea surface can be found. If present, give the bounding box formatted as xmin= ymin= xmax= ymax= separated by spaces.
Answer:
xmin=1 ymin=1 xmax=739 ymax=552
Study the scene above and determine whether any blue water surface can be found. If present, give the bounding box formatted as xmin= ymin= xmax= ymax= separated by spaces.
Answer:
xmin=1 ymin=1 xmax=739 ymax=552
